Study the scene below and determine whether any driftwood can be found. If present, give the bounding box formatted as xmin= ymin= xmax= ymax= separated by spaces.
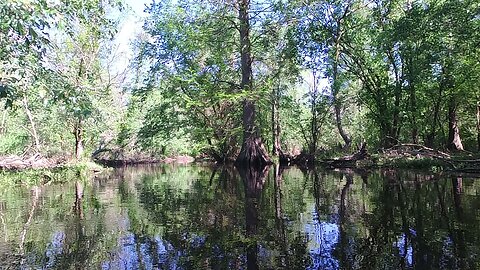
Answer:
xmin=381 ymin=144 xmax=480 ymax=173
xmin=384 ymin=143 xmax=451 ymax=159
xmin=0 ymin=155 xmax=61 ymax=170
xmin=322 ymin=142 xmax=369 ymax=168
xmin=338 ymin=142 xmax=368 ymax=161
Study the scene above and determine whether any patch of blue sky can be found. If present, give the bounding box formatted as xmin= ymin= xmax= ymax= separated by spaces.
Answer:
xmin=394 ymin=230 xmax=415 ymax=267
xmin=305 ymin=205 xmax=340 ymax=270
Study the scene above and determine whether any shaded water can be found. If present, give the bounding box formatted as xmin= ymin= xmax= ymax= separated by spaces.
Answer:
xmin=1 ymin=165 xmax=480 ymax=269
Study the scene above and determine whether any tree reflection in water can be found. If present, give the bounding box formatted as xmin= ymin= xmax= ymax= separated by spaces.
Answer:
xmin=238 ymin=165 xmax=270 ymax=270
xmin=0 ymin=165 xmax=480 ymax=269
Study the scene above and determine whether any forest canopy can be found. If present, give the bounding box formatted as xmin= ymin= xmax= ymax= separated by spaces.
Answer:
xmin=0 ymin=0 xmax=479 ymax=164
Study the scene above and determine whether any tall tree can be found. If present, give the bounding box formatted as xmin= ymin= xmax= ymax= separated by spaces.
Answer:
xmin=236 ymin=0 xmax=272 ymax=166
xmin=46 ymin=0 xmax=123 ymax=159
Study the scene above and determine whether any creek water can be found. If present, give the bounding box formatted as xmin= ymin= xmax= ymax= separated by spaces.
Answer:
xmin=0 ymin=164 xmax=479 ymax=269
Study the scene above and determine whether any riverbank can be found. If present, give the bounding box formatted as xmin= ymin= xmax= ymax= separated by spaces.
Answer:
xmin=0 ymin=161 xmax=103 ymax=187
xmin=0 ymin=154 xmax=195 ymax=186
xmin=2 ymin=144 xmax=479 ymax=178
xmin=322 ymin=144 xmax=480 ymax=173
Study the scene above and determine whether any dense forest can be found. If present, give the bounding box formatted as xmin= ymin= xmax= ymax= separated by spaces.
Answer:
xmin=1 ymin=0 xmax=479 ymax=167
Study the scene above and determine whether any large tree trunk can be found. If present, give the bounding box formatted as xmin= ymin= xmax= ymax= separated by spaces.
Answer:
xmin=334 ymin=105 xmax=351 ymax=147
xmin=74 ymin=118 xmax=84 ymax=159
xmin=332 ymin=42 xmax=351 ymax=148
xmin=236 ymin=0 xmax=271 ymax=167
xmin=447 ymin=97 xmax=464 ymax=151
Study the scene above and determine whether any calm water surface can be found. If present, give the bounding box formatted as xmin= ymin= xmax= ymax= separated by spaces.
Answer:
xmin=1 ymin=165 xmax=480 ymax=269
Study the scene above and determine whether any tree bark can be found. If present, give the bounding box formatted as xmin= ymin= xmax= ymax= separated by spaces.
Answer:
xmin=74 ymin=118 xmax=84 ymax=159
xmin=309 ymin=70 xmax=319 ymax=156
xmin=235 ymin=0 xmax=271 ymax=167
xmin=332 ymin=42 xmax=351 ymax=148
xmin=391 ymin=69 xmax=402 ymax=148
xmin=425 ymin=84 xmax=443 ymax=148
xmin=447 ymin=97 xmax=464 ymax=151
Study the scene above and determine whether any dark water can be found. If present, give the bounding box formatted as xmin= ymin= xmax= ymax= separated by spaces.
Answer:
xmin=1 ymin=165 xmax=480 ymax=270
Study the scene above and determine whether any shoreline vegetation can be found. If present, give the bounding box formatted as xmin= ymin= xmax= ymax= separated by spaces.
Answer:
xmin=2 ymin=143 xmax=480 ymax=179
xmin=1 ymin=0 xmax=479 ymax=181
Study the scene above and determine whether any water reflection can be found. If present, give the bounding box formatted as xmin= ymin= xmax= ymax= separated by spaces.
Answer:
xmin=0 ymin=165 xmax=479 ymax=269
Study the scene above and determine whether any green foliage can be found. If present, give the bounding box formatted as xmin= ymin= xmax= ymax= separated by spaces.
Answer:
xmin=0 ymin=0 xmax=125 ymax=159
xmin=1 ymin=0 xmax=480 ymax=163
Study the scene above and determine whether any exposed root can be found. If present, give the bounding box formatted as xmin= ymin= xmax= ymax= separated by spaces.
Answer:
xmin=236 ymin=137 xmax=272 ymax=168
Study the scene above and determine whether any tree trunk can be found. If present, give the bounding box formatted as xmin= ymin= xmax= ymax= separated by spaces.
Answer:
xmin=271 ymin=86 xmax=281 ymax=156
xmin=426 ymin=85 xmax=443 ymax=148
xmin=447 ymin=97 xmax=464 ymax=151
xmin=310 ymin=102 xmax=318 ymax=155
xmin=309 ymin=70 xmax=319 ymax=156
xmin=74 ymin=118 xmax=84 ymax=159
xmin=332 ymin=42 xmax=351 ymax=148
xmin=408 ymin=75 xmax=418 ymax=144
xmin=22 ymin=96 xmax=41 ymax=153
xmin=334 ymin=105 xmax=351 ymax=147
xmin=391 ymin=77 xmax=402 ymax=147
xmin=236 ymin=0 xmax=271 ymax=167
xmin=407 ymin=57 xmax=419 ymax=144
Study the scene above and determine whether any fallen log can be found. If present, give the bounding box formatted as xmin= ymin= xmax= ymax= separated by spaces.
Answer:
xmin=0 ymin=155 xmax=59 ymax=170
xmin=322 ymin=142 xmax=369 ymax=168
